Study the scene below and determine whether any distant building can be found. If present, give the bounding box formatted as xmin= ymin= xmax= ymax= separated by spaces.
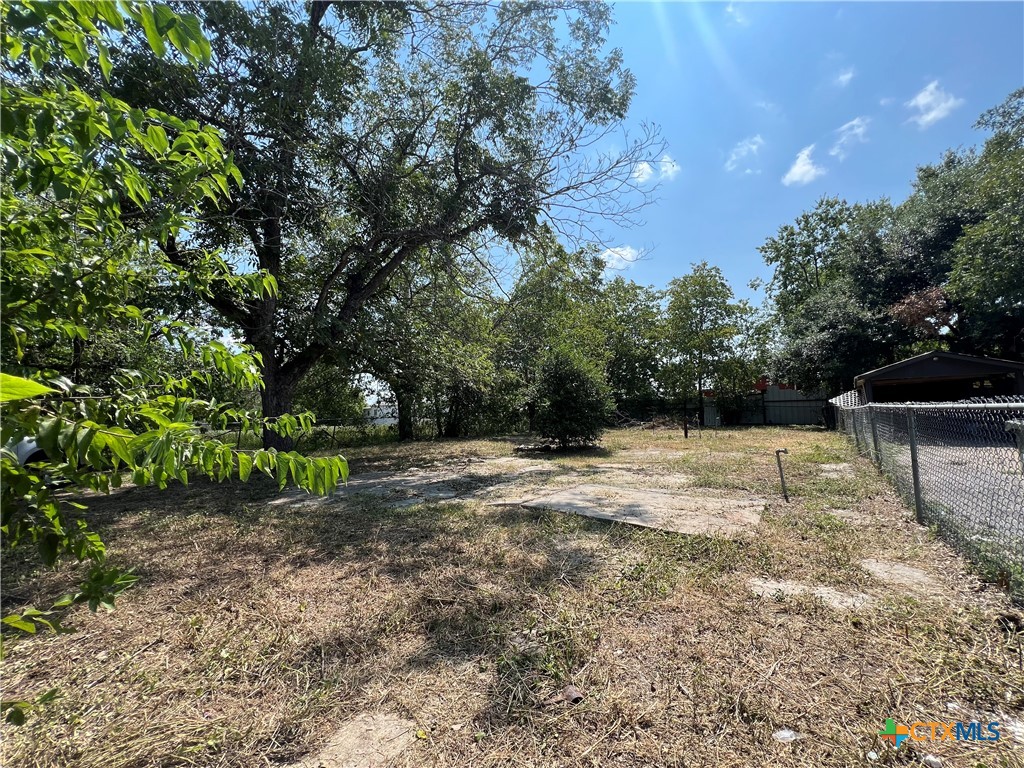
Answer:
xmin=363 ymin=404 xmax=398 ymax=426
xmin=703 ymin=379 xmax=826 ymax=426
xmin=853 ymin=351 xmax=1024 ymax=404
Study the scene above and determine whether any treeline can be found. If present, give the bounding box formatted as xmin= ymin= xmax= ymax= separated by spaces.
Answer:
xmin=758 ymin=89 xmax=1024 ymax=394
xmin=293 ymin=239 xmax=768 ymax=439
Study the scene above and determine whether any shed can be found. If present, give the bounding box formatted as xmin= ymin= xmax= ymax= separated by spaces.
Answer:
xmin=854 ymin=351 xmax=1024 ymax=403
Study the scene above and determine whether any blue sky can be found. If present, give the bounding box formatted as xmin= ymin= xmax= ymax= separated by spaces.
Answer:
xmin=598 ymin=1 xmax=1024 ymax=302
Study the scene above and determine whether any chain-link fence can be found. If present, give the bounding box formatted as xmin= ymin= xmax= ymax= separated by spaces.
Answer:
xmin=836 ymin=401 xmax=1024 ymax=597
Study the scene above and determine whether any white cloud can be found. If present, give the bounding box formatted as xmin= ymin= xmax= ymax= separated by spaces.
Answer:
xmin=633 ymin=155 xmax=680 ymax=184
xmin=879 ymin=97 xmax=895 ymax=107
xmin=905 ymin=80 xmax=964 ymax=129
xmin=725 ymin=134 xmax=765 ymax=173
xmin=754 ymin=100 xmax=779 ymax=113
xmin=782 ymin=145 xmax=826 ymax=186
xmin=834 ymin=67 xmax=855 ymax=88
xmin=658 ymin=154 xmax=681 ymax=181
xmin=829 ymin=116 xmax=870 ymax=160
xmin=632 ymin=161 xmax=654 ymax=183
xmin=725 ymin=2 xmax=749 ymax=26
xmin=600 ymin=246 xmax=640 ymax=271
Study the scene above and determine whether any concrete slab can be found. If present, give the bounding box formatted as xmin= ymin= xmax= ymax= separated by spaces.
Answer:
xmin=749 ymin=577 xmax=874 ymax=610
xmin=827 ymin=509 xmax=872 ymax=526
xmin=820 ymin=463 xmax=855 ymax=479
xmin=861 ymin=559 xmax=941 ymax=592
xmin=521 ymin=484 xmax=763 ymax=537
xmin=284 ymin=712 xmax=416 ymax=768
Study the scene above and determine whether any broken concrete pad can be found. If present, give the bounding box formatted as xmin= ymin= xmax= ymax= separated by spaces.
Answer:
xmin=522 ymin=484 xmax=762 ymax=537
xmin=820 ymin=463 xmax=855 ymax=478
xmin=749 ymin=577 xmax=874 ymax=610
xmin=826 ymin=509 xmax=872 ymax=526
xmin=861 ymin=559 xmax=941 ymax=592
xmin=618 ymin=448 xmax=684 ymax=459
xmin=284 ymin=712 xmax=416 ymax=768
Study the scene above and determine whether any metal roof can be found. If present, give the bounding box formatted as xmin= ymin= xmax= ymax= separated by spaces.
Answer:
xmin=854 ymin=351 xmax=1024 ymax=385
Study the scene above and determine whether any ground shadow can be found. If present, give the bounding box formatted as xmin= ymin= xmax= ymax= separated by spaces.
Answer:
xmin=2 ymin=468 xmax=627 ymax=765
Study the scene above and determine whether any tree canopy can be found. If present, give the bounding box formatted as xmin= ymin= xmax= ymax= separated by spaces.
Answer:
xmin=104 ymin=0 xmax=661 ymax=447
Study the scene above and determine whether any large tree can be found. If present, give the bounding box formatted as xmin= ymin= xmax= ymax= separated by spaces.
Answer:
xmin=661 ymin=262 xmax=744 ymax=419
xmin=948 ymin=88 xmax=1024 ymax=356
xmin=108 ymin=1 xmax=659 ymax=448
xmin=495 ymin=234 xmax=608 ymax=430
xmin=347 ymin=248 xmax=498 ymax=440
xmin=600 ymin=277 xmax=663 ymax=416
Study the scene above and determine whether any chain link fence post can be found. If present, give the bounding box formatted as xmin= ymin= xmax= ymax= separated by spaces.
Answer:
xmin=869 ymin=405 xmax=881 ymax=466
xmin=906 ymin=405 xmax=924 ymax=524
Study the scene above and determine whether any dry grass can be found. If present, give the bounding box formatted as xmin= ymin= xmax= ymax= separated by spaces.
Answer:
xmin=2 ymin=427 xmax=1023 ymax=767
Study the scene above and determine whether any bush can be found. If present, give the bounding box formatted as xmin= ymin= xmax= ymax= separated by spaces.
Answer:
xmin=535 ymin=348 xmax=613 ymax=447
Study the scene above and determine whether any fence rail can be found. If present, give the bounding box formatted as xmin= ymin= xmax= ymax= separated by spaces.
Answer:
xmin=837 ymin=402 xmax=1024 ymax=597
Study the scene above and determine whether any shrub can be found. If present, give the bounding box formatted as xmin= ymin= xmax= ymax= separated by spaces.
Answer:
xmin=535 ymin=348 xmax=613 ymax=447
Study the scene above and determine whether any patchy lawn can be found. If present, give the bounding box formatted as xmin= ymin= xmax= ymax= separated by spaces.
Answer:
xmin=2 ymin=427 xmax=1022 ymax=768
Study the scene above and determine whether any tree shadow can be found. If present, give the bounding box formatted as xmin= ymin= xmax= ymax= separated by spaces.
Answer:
xmin=4 ymin=467 xmax=626 ymax=764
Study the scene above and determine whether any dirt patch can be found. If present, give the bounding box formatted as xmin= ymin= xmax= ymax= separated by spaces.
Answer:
xmin=283 ymin=712 xmax=416 ymax=768
xmin=861 ymin=558 xmax=941 ymax=593
xmin=522 ymin=484 xmax=763 ymax=536
xmin=749 ymin=577 xmax=875 ymax=610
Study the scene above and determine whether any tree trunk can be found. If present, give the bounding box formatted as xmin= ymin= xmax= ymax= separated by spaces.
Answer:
xmin=261 ymin=374 xmax=297 ymax=451
xmin=434 ymin=393 xmax=445 ymax=439
xmin=395 ymin=388 xmax=415 ymax=441
xmin=443 ymin=405 xmax=460 ymax=439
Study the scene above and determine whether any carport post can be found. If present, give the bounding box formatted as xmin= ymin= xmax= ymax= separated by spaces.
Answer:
xmin=906 ymin=407 xmax=924 ymax=523
xmin=869 ymin=405 xmax=881 ymax=466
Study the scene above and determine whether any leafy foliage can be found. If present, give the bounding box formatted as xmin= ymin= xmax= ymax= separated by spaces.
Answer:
xmin=661 ymin=262 xmax=754 ymax=410
xmin=534 ymin=347 xmax=613 ymax=447
xmin=600 ymin=277 xmax=664 ymax=416
xmin=0 ymin=0 xmax=347 ymax=699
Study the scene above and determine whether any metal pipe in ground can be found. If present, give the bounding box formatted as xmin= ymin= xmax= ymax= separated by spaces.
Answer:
xmin=775 ymin=448 xmax=790 ymax=503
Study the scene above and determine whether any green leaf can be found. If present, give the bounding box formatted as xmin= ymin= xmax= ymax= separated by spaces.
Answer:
xmin=146 ymin=124 xmax=169 ymax=154
xmin=75 ymin=427 xmax=97 ymax=466
xmin=137 ymin=5 xmax=167 ymax=58
xmin=108 ymin=436 xmax=132 ymax=467
xmin=97 ymin=42 xmax=113 ymax=82
xmin=275 ymin=453 xmax=290 ymax=490
xmin=95 ymin=1 xmax=125 ymax=30
xmin=2 ymin=615 xmax=36 ymax=634
xmin=236 ymin=452 xmax=252 ymax=482
xmin=34 ymin=110 xmax=54 ymax=141
xmin=0 ymin=373 xmax=56 ymax=402
xmin=36 ymin=416 xmax=62 ymax=459
xmin=254 ymin=450 xmax=273 ymax=477
xmin=3 ymin=703 xmax=27 ymax=726
xmin=38 ymin=533 xmax=59 ymax=567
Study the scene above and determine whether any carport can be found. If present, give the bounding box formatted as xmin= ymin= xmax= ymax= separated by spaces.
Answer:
xmin=854 ymin=351 xmax=1024 ymax=403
